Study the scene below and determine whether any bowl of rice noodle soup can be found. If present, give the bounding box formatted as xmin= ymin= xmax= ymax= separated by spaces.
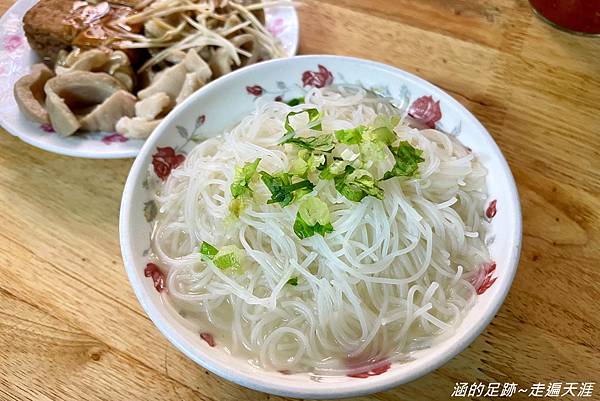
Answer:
xmin=120 ymin=55 xmax=522 ymax=398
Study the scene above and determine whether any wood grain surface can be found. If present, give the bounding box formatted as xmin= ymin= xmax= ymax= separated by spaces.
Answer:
xmin=1 ymin=1 xmax=599 ymax=400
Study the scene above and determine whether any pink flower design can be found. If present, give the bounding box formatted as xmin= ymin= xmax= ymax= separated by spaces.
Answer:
xmin=246 ymin=85 xmax=264 ymax=96
xmin=470 ymin=261 xmax=497 ymax=295
xmin=408 ymin=96 xmax=442 ymax=129
xmin=486 ymin=199 xmax=497 ymax=219
xmin=266 ymin=17 xmax=285 ymax=37
xmin=302 ymin=65 xmax=333 ymax=88
xmin=3 ymin=35 xmax=23 ymax=52
xmin=39 ymin=123 xmax=55 ymax=133
xmin=152 ymin=146 xmax=185 ymax=180
xmin=197 ymin=114 xmax=206 ymax=126
xmin=200 ymin=332 xmax=216 ymax=347
xmin=144 ymin=263 xmax=166 ymax=292
xmin=347 ymin=362 xmax=391 ymax=378
xmin=101 ymin=133 xmax=128 ymax=145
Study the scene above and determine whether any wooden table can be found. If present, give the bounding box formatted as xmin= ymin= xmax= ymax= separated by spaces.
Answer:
xmin=1 ymin=1 xmax=599 ymax=400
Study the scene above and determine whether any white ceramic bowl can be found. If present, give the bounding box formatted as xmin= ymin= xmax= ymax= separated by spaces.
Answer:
xmin=120 ymin=55 xmax=522 ymax=399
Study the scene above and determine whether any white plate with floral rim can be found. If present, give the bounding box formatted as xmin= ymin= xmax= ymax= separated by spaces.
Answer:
xmin=0 ymin=0 xmax=299 ymax=158
xmin=120 ymin=55 xmax=522 ymax=398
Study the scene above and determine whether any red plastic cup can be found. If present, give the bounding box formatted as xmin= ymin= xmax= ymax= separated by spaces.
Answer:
xmin=530 ymin=0 xmax=600 ymax=35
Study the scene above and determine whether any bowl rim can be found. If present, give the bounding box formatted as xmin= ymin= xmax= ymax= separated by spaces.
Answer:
xmin=120 ymin=54 xmax=522 ymax=399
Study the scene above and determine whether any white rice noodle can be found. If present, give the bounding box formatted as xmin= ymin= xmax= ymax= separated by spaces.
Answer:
xmin=151 ymin=86 xmax=491 ymax=374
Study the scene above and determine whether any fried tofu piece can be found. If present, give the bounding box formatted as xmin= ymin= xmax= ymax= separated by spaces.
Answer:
xmin=23 ymin=0 xmax=141 ymax=64
xmin=23 ymin=0 xmax=80 ymax=62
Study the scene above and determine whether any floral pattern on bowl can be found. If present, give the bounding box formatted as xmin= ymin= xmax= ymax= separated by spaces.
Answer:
xmin=242 ymin=64 xmax=460 ymax=135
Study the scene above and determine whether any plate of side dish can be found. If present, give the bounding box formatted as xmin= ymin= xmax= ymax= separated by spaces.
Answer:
xmin=120 ymin=55 xmax=522 ymax=398
xmin=0 ymin=0 xmax=298 ymax=158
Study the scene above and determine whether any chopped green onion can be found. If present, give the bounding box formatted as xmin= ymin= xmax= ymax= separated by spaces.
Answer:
xmin=213 ymin=245 xmax=245 ymax=271
xmin=284 ymin=134 xmax=334 ymax=152
xmin=373 ymin=115 xmax=401 ymax=132
xmin=286 ymin=277 xmax=299 ymax=286
xmin=368 ymin=127 xmax=396 ymax=145
xmin=230 ymin=158 xmax=261 ymax=199
xmin=381 ymin=141 xmax=424 ymax=180
xmin=260 ymin=171 xmax=314 ymax=207
xmin=324 ymin=165 xmax=384 ymax=202
xmin=228 ymin=198 xmax=245 ymax=217
xmin=200 ymin=242 xmax=244 ymax=271
xmin=289 ymin=157 xmax=308 ymax=177
xmin=280 ymin=108 xmax=330 ymax=151
xmin=359 ymin=126 xmax=396 ymax=161
xmin=286 ymin=97 xmax=305 ymax=106
xmin=319 ymin=160 xmax=349 ymax=180
xmin=340 ymin=169 xmax=384 ymax=201
xmin=199 ymin=241 xmax=218 ymax=261
xmin=289 ymin=152 xmax=326 ymax=177
xmin=334 ymin=126 xmax=366 ymax=144
xmin=293 ymin=196 xmax=334 ymax=239
xmin=281 ymin=108 xmax=322 ymax=143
